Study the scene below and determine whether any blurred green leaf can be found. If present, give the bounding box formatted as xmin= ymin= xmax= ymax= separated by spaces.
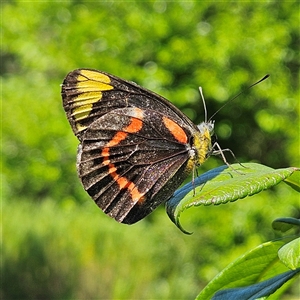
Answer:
xmin=196 ymin=238 xmax=299 ymax=300
xmin=211 ymin=269 xmax=300 ymax=300
xmin=272 ymin=217 xmax=300 ymax=232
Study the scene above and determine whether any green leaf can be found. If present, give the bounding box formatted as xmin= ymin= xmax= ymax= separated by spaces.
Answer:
xmin=284 ymin=171 xmax=300 ymax=192
xmin=272 ymin=217 xmax=300 ymax=232
xmin=166 ymin=163 xmax=299 ymax=234
xmin=211 ymin=269 xmax=300 ymax=300
xmin=196 ymin=238 xmax=299 ymax=300
xmin=278 ymin=238 xmax=300 ymax=270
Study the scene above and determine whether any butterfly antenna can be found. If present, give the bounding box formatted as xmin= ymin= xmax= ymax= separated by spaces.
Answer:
xmin=208 ymin=74 xmax=269 ymax=121
xmin=198 ymin=87 xmax=208 ymax=123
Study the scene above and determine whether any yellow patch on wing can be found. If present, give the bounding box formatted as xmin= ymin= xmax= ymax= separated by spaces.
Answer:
xmin=72 ymin=91 xmax=103 ymax=107
xmin=79 ymin=69 xmax=111 ymax=83
xmin=77 ymin=70 xmax=113 ymax=92
xmin=76 ymin=122 xmax=88 ymax=131
xmin=72 ymin=70 xmax=114 ymax=130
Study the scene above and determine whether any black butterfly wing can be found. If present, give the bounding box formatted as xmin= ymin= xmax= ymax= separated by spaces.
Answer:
xmin=62 ymin=69 xmax=205 ymax=223
xmin=77 ymin=107 xmax=195 ymax=224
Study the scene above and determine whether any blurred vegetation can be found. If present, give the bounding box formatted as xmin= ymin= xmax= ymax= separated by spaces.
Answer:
xmin=2 ymin=1 xmax=299 ymax=299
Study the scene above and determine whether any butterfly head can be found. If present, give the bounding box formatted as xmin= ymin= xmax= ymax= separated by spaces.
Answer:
xmin=197 ymin=120 xmax=214 ymax=137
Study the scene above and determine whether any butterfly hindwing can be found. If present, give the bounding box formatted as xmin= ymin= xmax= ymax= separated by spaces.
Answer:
xmin=77 ymin=106 xmax=193 ymax=224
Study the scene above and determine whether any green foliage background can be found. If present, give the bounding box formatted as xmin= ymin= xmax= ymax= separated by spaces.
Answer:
xmin=2 ymin=1 xmax=299 ymax=299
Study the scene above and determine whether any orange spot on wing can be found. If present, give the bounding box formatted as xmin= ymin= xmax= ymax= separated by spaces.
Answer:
xmin=100 ymin=108 xmax=145 ymax=203
xmin=102 ymin=148 xmax=110 ymax=156
xmin=126 ymin=118 xmax=143 ymax=133
xmin=107 ymin=131 xmax=128 ymax=147
xmin=111 ymin=164 xmax=145 ymax=202
xmin=116 ymin=176 xmax=128 ymax=189
xmin=124 ymin=108 xmax=144 ymax=133
xmin=163 ymin=117 xmax=188 ymax=144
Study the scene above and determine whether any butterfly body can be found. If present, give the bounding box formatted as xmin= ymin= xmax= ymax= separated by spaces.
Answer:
xmin=62 ymin=69 xmax=213 ymax=224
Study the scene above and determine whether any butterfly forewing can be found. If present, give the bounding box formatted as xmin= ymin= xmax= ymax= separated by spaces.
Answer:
xmin=62 ymin=69 xmax=196 ymax=140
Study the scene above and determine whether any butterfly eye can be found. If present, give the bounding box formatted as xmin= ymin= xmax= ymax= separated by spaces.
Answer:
xmin=189 ymin=135 xmax=194 ymax=144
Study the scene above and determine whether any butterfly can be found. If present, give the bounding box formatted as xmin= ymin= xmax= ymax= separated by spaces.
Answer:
xmin=61 ymin=69 xmax=215 ymax=224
